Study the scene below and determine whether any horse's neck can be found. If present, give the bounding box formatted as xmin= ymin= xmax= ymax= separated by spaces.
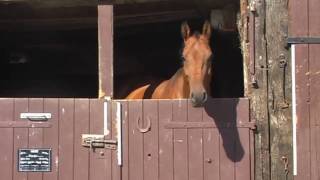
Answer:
xmin=168 ymin=68 xmax=190 ymax=98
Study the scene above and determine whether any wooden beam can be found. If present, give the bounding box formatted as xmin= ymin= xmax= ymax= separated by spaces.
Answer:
xmin=98 ymin=4 xmax=113 ymax=98
xmin=266 ymin=0 xmax=292 ymax=179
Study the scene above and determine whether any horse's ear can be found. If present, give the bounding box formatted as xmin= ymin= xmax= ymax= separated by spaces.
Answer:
xmin=181 ymin=21 xmax=190 ymax=41
xmin=202 ymin=20 xmax=211 ymax=39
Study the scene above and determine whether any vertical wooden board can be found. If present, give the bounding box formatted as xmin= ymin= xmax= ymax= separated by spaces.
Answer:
xmin=43 ymin=99 xmax=59 ymax=180
xmin=187 ymin=102 xmax=203 ymax=180
xmin=235 ymin=129 xmax=250 ymax=180
xmin=236 ymin=99 xmax=250 ymax=124
xmin=309 ymin=0 xmax=320 ymax=36
xmin=58 ymin=99 xmax=74 ymax=180
xmin=310 ymin=126 xmax=318 ymax=180
xmin=203 ymin=109 xmax=220 ymax=180
xmin=13 ymin=98 xmax=28 ymax=180
xmin=295 ymin=45 xmax=310 ymax=180
xmin=28 ymin=98 xmax=44 ymax=180
xmin=128 ymin=101 xmax=143 ymax=180
xmin=0 ymin=99 xmax=14 ymax=180
xmin=74 ymin=99 xmax=90 ymax=180
xmin=288 ymin=0 xmax=308 ymax=36
xmin=309 ymin=45 xmax=320 ymax=127
xmin=173 ymin=100 xmax=188 ymax=180
xmin=158 ymin=100 xmax=173 ymax=180
xmin=219 ymin=128 xmax=235 ymax=180
xmin=317 ymin=126 xmax=320 ymax=178
xmin=112 ymin=101 xmax=120 ymax=180
xmin=98 ymin=4 xmax=113 ymax=97
xmin=309 ymin=45 xmax=320 ymax=180
xmin=120 ymin=101 xmax=129 ymax=180
xmin=89 ymin=99 xmax=110 ymax=180
xmin=143 ymin=100 xmax=159 ymax=180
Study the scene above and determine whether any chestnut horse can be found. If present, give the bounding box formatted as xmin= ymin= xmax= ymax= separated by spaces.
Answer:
xmin=126 ymin=21 xmax=213 ymax=107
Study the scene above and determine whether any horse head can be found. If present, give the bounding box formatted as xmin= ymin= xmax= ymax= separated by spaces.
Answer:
xmin=181 ymin=21 xmax=213 ymax=107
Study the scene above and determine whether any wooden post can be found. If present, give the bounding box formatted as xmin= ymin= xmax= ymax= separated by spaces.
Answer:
xmin=239 ymin=0 xmax=270 ymax=179
xmin=98 ymin=4 xmax=113 ymax=98
xmin=266 ymin=0 xmax=292 ymax=179
xmin=239 ymin=0 xmax=292 ymax=179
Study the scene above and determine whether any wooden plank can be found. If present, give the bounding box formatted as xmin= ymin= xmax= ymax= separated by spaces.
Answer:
xmin=309 ymin=44 xmax=320 ymax=180
xmin=112 ymin=101 xmax=121 ymax=180
xmin=158 ymin=100 xmax=174 ymax=180
xmin=74 ymin=99 xmax=90 ymax=180
xmin=0 ymin=99 xmax=14 ymax=180
xmin=128 ymin=100 xmax=143 ymax=180
xmin=28 ymin=98 xmax=44 ymax=180
xmin=235 ymin=99 xmax=250 ymax=180
xmin=0 ymin=121 xmax=51 ymax=128
xmin=187 ymin=101 xmax=204 ymax=180
xmin=58 ymin=99 xmax=74 ymax=180
xmin=13 ymin=98 xmax=28 ymax=180
xmin=250 ymin=0 xmax=269 ymax=178
xmin=120 ymin=101 xmax=129 ymax=180
xmin=310 ymin=126 xmax=318 ymax=180
xmin=164 ymin=121 xmax=255 ymax=129
xmin=317 ymin=126 xmax=320 ymax=179
xmin=309 ymin=0 xmax=320 ymax=37
xmin=143 ymin=100 xmax=159 ymax=180
xmin=89 ymin=99 xmax=110 ymax=180
xmin=203 ymin=106 xmax=220 ymax=180
xmin=219 ymin=128 xmax=235 ymax=180
xmin=173 ymin=100 xmax=188 ymax=180
xmin=309 ymin=45 xmax=320 ymax=127
xmin=98 ymin=5 xmax=113 ymax=98
xmin=295 ymin=45 xmax=310 ymax=180
xmin=266 ymin=0 xmax=292 ymax=179
xmin=235 ymin=129 xmax=250 ymax=180
xmin=43 ymin=99 xmax=59 ymax=180
xmin=288 ymin=0 xmax=308 ymax=36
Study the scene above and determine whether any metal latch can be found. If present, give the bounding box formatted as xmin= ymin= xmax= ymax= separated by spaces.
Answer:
xmin=81 ymin=134 xmax=117 ymax=150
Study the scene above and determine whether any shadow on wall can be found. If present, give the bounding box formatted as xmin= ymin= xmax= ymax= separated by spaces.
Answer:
xmin=204 ymin=98 xmax=244 ymax=162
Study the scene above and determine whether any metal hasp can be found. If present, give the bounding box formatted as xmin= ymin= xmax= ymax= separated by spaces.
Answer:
xmin=81 ymin=101 xmax=122 ymax=166
xmin=81 ymin=134 xmax=117 ymax=150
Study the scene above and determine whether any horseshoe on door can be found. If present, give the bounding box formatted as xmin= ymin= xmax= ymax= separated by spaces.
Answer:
xmin=136 ymin=116 xmax=151 ymax=133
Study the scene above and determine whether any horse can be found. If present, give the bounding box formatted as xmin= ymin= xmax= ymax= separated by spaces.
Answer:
xmin=126 ymin=21 xmax=213 ymax=107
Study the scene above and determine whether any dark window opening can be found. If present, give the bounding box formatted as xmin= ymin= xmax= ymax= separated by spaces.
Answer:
xmin=0 ymin=29 xmax=99 ymax=98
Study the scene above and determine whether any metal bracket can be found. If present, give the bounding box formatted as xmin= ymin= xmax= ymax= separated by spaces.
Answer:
xmin=20 ymin=113 xmax=51 ymax=121
xmin=287 ymin=37 xmax=320 ymax=44
xmin=81 ymin=134 xmax=117 ymax=150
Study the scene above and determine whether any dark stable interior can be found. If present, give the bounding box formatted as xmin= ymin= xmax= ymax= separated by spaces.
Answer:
xmin=114 ymin=20 xmax=244 ymax=99
xmin=0 ymin=29 xmax=99 ymax=98
xmin=0 ymin=19 xmax=243 ymax=98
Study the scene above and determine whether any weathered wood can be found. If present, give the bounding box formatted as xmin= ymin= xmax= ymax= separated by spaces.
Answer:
xmin=265 ymin=0 xmax=292 ymax=179
xmin=245 ymin=0 xmax=270 ymax=179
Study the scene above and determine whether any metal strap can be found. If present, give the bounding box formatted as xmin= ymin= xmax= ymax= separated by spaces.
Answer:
xmin=287 ymin=37 xmax=320 ymax=44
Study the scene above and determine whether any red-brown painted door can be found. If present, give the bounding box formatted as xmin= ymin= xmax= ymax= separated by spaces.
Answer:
xmin=116 ymin=98 xmax=254 ymax=180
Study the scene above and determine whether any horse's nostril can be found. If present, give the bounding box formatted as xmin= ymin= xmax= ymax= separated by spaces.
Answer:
xmin=191 ymin=93 xmax=195 ymax=99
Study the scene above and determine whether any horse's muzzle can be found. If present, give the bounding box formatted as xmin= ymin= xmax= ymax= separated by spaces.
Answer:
xmin=191 ymin=91 xmax=208 ymax=107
